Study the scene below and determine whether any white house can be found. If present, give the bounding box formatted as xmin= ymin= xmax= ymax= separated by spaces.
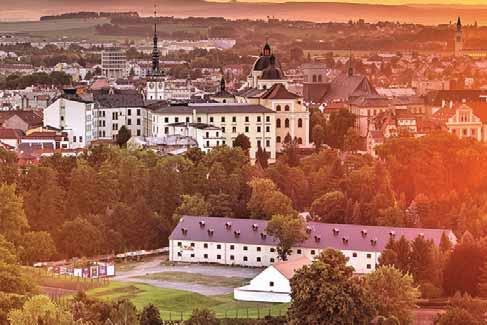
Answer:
xmin=43 ymin=93 xmax=94 ymax=149
xmin=169 ymin=216 xmax=456 ymax=273
xmin=166 ymin=122 xmax=225 ymax=153
xmin=234 ymin=256 xmax=311 ymax=303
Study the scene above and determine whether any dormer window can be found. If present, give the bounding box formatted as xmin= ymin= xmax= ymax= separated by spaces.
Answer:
xmin=234 ymin=230 xmax=241 ymax=238
xmin=181 ymin=228 xmax=188 ymax=235
xmin=342 ymin=237 xmax=349 ymax=244
xmin=199 ymin=220 xmax=206 ymax=228
xmin=252 ymin=224 xmax=259 ymax=231
xmin=225 ymin=222 xmax=232 ymax=230
xmin=389 ymin=231 xmax=396 ymax=238
xmin=361 ymin=229 xmax=367 ymax=237
xmin=333 ymin=228 xmax=340 ymax=236
xmin=207 ymin=228 xmax=214 ymax=236
xmin=314 ymin=235 xmax=321 ymax=243
xmin=370 ymin=238 xmax=378 ymax=246
xmin=306 ymin=226 xmax=313 ymax=234
xmin=260 ymin=232 xmax=267 ymax=240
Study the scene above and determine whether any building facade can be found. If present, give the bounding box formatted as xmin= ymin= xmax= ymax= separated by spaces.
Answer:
xmin=101 ymin=48 xmax=127 ymax=80
xmin=169 ymin=216 xmax=456 ymax=274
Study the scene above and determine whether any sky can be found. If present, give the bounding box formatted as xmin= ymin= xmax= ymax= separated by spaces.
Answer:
xmin=211 ymin=0 xmax=487 ymax=4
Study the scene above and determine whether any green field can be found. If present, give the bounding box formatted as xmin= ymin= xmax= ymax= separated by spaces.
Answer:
xmin=87 ymin=282 xmax=288 ymax=320
xmin=138 ymin=271 xmax=250 ymax=288
xmin=0 ymin=18 xmax=110 ymax=33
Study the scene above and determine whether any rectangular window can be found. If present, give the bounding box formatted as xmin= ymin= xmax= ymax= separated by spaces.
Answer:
xmin=266 ymin=116 xmax=270 ymax=122
xmin=165 ymin=117 xmax=169 ymax=123
xmin=297 ymin=249 xmax=302 ymax=254
xmin=270 ymin=248 xmax=275 ymax=252
xmin=257 ymin=257 xmax=261 ymax=262
xmin=270 ymin=281 xmax=274 ymax=287
xmin=127 ymin=109 xmax=131 ymax=116
xmin=257 ymin=247 xmax=261 ymax=252
xmin=186 ymin=117 xmax=190 ymax=122
xmin=230 ymin=255 xmax=235 ymax=260
xmin=245 ymin=116 xmax=249 ymax=122
xmin=191 ymin=253 xmax=195 ymax=258
xmin=204 ymin=243 xmax=208 ymax=248
xmin=217 ymin=244 xmax=221 ymax=249
xmin=204 ymin=254 xmax=208 ymax=259
xmin=137 ymin=118 xmax=141 ymax=126
xmin=266 ymin=126 xmax=270 ymax=133
xmin=127 ymin=119 xmax=131 ymax=126
xmin=210 ymin=117 xmax=214 ymax=123
xmin=257 ymin=126 xmax=261 ymax=133
xmin=245 ymin=126 xmax=249 ymax=133
xmin=177 ymin=252 xmax=182 ymax=257
xmin=311 ymin=250 xmax=316 ymax=255
xmin=353 ymin=252 xmax=357 ymax=257
xmin=198 ymin=117 xmax=202 ymax=123
xmin=137 ymin=109 xmax=141 ymax=116
xmin=230 ymin=245 xmax=235 ymax=250
xmin=73 ymin=136 xmax=76 ymax=143
xmin=232 ymin=116 xmax=237 ymax=123
xmin=270 ymin=258 xmax=275 ymax=263
xmin=367 ymin=264 xmax=372 ymax=269
xmin=164 ymin=127 xmax=169 ymax=134
xmin=222 ymin=127 xmax=225 ymax=133
xmin=190 ymin=243 xmax=195 ymax=247
xmin=243 ymin=246 xmax=248 ymax=251
xmin=217 ymin=255 xmax=221 ymax=260
xmin=177 ymin=242 xmax=182 ymax=247
xmin=137 ymin=130 xmax=141 ymax=136
xmin=232 ymin=126 xmax=237 ymax=133
xmin=266 ymin=140 xmax=270 ymax=147
xmin=221 ymin=117 xmax=225 ymax=122
xmin=367 ymin=253 xmax=372 ymax=259
xmin=175 ymin=117 xmax=179 ymax=123
xmin=243 ymin=256 xmax=248 ymax=262
xmin=257 ymin=116 xmax=261 ymax=122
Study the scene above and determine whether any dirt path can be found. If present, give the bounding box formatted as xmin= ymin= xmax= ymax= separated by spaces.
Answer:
xmin=113 ymin=257 xmax=262 ymax=296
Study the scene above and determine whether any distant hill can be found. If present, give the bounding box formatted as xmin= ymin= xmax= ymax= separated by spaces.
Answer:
xmin=3 ymin=0 xmax=487 ymax=25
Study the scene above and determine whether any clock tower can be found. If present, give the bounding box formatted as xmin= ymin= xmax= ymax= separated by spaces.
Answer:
xmin=146 ymin=5 xmax=165 ymax=101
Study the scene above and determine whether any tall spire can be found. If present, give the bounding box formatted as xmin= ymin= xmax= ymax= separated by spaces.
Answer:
xmin=348 ymin=50 xmax=353 ymax=77
xmin=457 ymin=16 xmax=462 ymax=32
xmin=152 ymin=3 xmax=161 ymax=76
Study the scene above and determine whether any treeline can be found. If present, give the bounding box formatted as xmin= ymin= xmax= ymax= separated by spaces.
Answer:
xmin=0 ymin=72 xmax=72 ymax=89
xmin=40 ymin=12 xmax=139 ymax=21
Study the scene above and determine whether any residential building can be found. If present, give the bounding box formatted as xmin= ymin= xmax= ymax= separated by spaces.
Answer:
xmin=169 ymin=216 xmax=456 ymax=273
xmin=148 ymin=102 xmax=276 ymax=162
xmin=43 ymin=91 xmax=94 ymax=148
xmin=433 ymin=102 xmax=487 ymax=141
xmin=127 ymin=135 xmax=198 ymax=156
xmin=0 ymin=110 xmax=43 ymax=133
xmin=166 ymin=122 xmax=224 ymax=153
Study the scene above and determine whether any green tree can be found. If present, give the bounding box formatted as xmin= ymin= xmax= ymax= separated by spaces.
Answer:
xmin=410 ymin=236 xmax=436 ymax=284
xmin=0 ymin=184 xmax=28 ymax=243
xmin=377 ymin=207 xmax=406 ymax=227
xmin=116 ymin=125 xmax=132 ymax=148
xmin=140 ymin=303 xmax=162 ymax=325
xmin=256 ymin=144 xmax=269 ymax=169
xmin=184 ymin=308 xmax=218 ymax=325
xmin=288 ymin=249 xmax=375 ymax=325
xmin=247 ymin=178 xmax=295 ymax=219
xmin=58 ymin=218 xmax=102 ymax=258
xmin=343 ymin=127 xmax=362 ymax=152
xmin=310 ymin=191 xmax=346 ymax=223
xmin=233 ymin=134 xmax=251 ymax=155
xmin=8 ymin=295 xmax=74 ymax=325
xmin=266 ymin=214 xmax=308 ymax=261
xmin=312 ymin=124 xmax=325 ymax=151
xmin=109 ymin=299 xmax=138 ymax=325
xmin=282 ymin=134 xmax=300 ymax=167
xmin=379 ymin=236 xmax=411 ymax=274
xmin=366 ymin=266 xmax=420 ymax=324
xmin=174 ymin=194 xmax=209 ymax=219
xmin=19 ymin=231 xmax=56 ymax=265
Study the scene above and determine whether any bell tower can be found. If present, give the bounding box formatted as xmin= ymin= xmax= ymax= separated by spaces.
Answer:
xmin=455 ymin=16 xmax=463 ymax=57
xmin=146 ymin=3 xmax=165 ymax=101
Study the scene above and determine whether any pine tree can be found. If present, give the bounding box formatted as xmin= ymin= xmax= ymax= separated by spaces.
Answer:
xmin=477 ymin=261 xmax=487 ymax=298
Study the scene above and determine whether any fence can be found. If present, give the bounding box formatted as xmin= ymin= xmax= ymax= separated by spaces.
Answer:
xmin=158 ymin=306 xmax=289 ymax=321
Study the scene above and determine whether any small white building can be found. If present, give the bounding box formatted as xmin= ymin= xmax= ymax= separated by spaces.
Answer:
xmin=234 ymin=256 xmax=311 ymax=303
xmin=166 ymin=122 xmax=224 ymax=153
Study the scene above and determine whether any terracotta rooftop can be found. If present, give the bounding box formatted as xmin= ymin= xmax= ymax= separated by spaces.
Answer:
xmin=260 ymin=83 xmax=299 ymax=100
xmin=273 ymin=256 xmax=311 ymax=280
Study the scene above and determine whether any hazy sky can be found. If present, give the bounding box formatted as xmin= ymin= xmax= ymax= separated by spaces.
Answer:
xmin=212 ymin=0 xmax=487 ymax=4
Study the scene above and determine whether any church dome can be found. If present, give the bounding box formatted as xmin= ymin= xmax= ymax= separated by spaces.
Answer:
xmin=251 ymin=41 xmax=282 ymax=72
xmin=261 ymin=55 xmax=284 ymax=80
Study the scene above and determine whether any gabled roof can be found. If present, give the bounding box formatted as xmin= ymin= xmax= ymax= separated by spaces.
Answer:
xmin=0 ymin=127 xmax=23 ymax=139
xmin=260 ymin=83 xmax=299 ymax=100
xmin=170 ymin=216 xmax=455 ymax=253
xmin=425 ymin=90 xmax=487 ymax=106
xmin=303 ymin=83 xmax=330 ymax=103
xmin=272 ymin=256 xmax=311 ymax=280
xmin=321 ymin=73 xmax=378 ymax=104
xmin=94 ymin=92 xmax=145 ymax=108
xmin=0 ymin=110 xmax=43 ymax=127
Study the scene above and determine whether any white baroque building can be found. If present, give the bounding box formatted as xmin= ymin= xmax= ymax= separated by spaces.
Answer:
xmin=169 ymin=216 xmax=456 ymax=274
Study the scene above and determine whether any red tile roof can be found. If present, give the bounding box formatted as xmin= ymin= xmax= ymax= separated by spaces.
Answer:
xmin=260 ymin=83 xmax=299 ymax=100
xmin=0 ymin=127 xmax=23 ymax=139
xmin=273 ymin=256 xmax=311 ymax=279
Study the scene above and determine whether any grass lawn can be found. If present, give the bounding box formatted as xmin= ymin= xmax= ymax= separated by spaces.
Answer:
xmin=87 ymin=282 xmax=288 ymax=320
xmin=137 ymin=271 xmax=250 ymax=288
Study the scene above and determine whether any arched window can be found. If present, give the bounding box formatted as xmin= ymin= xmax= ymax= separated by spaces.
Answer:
xmin=312 ymin=75 xmax=317 ymax=82
xmin=276 ymin=105 xmax=281 ymax=111
xmin=276 ymin=118 xmax=281 ymax=128
xmin=297 ymin=137 xmax=303 ymax=145
xmin=298 ymin=118 xmax=303 ymax=128
xmin=285 ymin=105 xmax=290 ymax=112
xmin=285 ymin=118 xmax=290 ymax=128
xmin=276 ymin=136 xmax=281 ymax=143
xmin=318 ymin=75 xmax=323 ymax=82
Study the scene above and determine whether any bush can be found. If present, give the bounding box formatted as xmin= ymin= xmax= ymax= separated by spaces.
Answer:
xmin=420 ymin=282 xmax=443 ymax=299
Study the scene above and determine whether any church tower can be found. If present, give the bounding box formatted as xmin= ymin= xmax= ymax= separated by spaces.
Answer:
xmin=146 ymin=4 xmax=165 ymax=101
xmin=455 ymin=16 xmax=463 ymax=57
